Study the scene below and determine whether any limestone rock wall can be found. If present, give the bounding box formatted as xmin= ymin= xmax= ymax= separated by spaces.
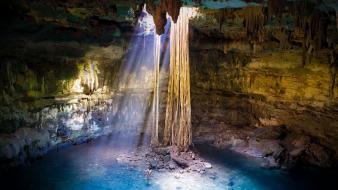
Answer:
xmin=189 ymin=5 xmax=338 ymax=167
xmin=0 ymin=0 xmax=149 ymax=168
xmin=1 ymin=42 xmax=125 ymax=102
xmin=190 ymin=46 xmax=338 ymax=168
xmin=0 ymin=92 xmax=153 ymax=169
xmin=0 ymin=38 xmax=158 ymax=168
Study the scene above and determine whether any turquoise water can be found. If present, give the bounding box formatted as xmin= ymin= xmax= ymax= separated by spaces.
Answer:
xmin=2 ymin=136 xmax=337 ymax=190
xmin=2 ymin=136 xmax=157 ymax=190
xmin=195 ymin=145 xmax=338 ymax=190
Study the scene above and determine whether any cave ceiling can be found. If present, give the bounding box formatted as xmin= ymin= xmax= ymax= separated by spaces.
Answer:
xmin=1 ymin=0 xmax=337 ymax=50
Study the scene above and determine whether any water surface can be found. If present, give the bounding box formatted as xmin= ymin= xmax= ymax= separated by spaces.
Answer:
xmin=3 ymin=136 xmax=337 ymax=190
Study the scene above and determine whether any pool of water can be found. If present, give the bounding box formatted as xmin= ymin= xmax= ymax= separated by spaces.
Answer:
xmin=2 ymin=136 xmax=337 ymax=190
xmin=195 ymin=144 xmax=338 ymax=190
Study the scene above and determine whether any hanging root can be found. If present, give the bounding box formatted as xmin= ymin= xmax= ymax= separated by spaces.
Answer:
xmin=164 ymin=7 xmax=195 ymax=152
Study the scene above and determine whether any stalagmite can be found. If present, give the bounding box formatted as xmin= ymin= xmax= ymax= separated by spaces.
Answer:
xmin=164 ymin=7 xmax=197 ymax=151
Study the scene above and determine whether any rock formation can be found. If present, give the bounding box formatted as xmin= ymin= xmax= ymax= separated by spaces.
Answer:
xmin=146 ymin=0 xmax=182 ymax=34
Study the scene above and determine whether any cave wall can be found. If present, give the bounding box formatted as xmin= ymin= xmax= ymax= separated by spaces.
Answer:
xmin=0 ymin=0 xmax=155 ymax=168
xmin=189 ymin=5 xmax=338 ymax=167
xmin=190 ymin=48 xmax=338 ymax=167
xmin=0 ymin=39 xmax=158 ymax=168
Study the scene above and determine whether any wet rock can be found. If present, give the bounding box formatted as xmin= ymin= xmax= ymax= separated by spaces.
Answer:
xmin=0 ymin=127 xmax=51 ymax=167
xmin=149 ymin=159 xmax=158 ymax=169
xmin=169 ymin=162 xmax=176 ymax=170
xmin=57 ymin=124 xmax=71 ymax=138
xmin=204 ymin=162 xmax=212 ymax=169
xmin=154 ymin=147 xmax=170 ymax=156
xmin=172 ymin=158 xmax=189 ymax=168
xmin=246 ymin=139 xmax=284 ymax=158
xmin=191 ymin=153 xmax=196 ymax=160
xmin=199 ymin=169 xmax=206 ymax=174
xmin=164 ymin=154 xmax=171 ymax=162
xmin=190 ymin=165 xmax=200 ymax=172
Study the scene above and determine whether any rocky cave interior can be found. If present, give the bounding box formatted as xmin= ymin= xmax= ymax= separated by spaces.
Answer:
xmin=0 ymin=0 xmax=338 ymax=189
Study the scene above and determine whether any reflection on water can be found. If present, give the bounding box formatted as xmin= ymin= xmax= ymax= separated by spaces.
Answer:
xmin=2 ymin=136 xmax=338 ymax=190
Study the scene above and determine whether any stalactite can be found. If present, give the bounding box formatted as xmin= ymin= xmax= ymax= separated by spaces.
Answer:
xmin=163 ymin=7 xmax=197 ymax=151
xmin=218 ymin=8 xmax=227 ymax=32
xmin=268 ymin=0 xmax=286 ymax=19
xmin=146 ymin=0 xmax=182 ymax=35
xmin=81 ymin=61 xmax=99 ymax=94
xmin=292 ymin=1 xmax=331 ymax=66
xmin=293 ymin=0 xmax=330 ymax=49
xmin=329 ymin=50 xmax=338 ymax=99
xmin=243 ymin=6 xmax=265 ymax=43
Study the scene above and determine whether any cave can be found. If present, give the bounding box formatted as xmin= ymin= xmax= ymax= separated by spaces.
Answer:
xmin=0 ymin=0 xmax=338 ymax=189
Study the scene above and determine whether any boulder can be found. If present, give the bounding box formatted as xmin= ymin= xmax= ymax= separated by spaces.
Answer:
xmin=246 ymin=139 xmax=284 ymax=158
xmin=169 ymin=162 xmax=176 ymax=170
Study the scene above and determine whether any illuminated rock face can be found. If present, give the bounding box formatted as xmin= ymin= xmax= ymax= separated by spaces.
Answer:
xmin=0 ymin=42 xmax=126 ymax=102
xmin=0 ymin=93 xmax=152 ymax=167
xmin=185 ymin=1 xmax=338 ymax=167
xmin=190 ymin=54 xmax=338 ymax=167
xmin=0 ymin=39 xmax=154 ymax=168
xmin=189 ymin=41 xmax=338 ymax=168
